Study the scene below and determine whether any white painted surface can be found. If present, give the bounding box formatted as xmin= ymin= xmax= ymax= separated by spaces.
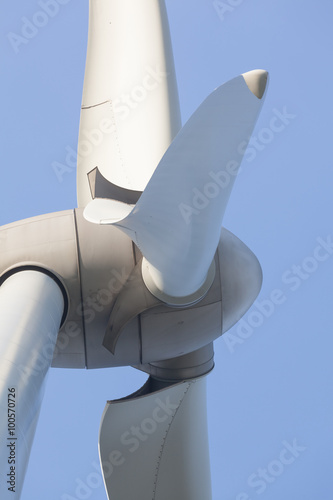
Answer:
xmin=0 ymin=271 xmax=64 ymax=499
xmin=99 ymin=377 xmax=212 ymax=500
xmin=77 ymin=0 xmax=181 ymax=206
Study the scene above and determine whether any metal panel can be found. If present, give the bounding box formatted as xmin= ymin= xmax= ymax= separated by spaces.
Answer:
xmin=74 ymin=210 xmax=141 ymax=368
xmin=218 ymin=228 xmax=263 ymax=333
xmin=141 ymin=302 xmax=222 ymax=364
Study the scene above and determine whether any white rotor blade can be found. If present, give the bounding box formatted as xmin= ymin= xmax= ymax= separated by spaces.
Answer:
xmin=77 ymin=0 xmax=181 ymax=207
xmin=99 ymin=376 xmax=212 ymax=500
xmin=0 ymin=271 xmax=64 ymax=499
xmin=84 ymin=70 xmax=268 ymax=301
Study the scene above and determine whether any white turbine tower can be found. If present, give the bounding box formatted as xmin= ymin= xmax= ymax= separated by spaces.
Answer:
xmin=0 ymin=1 xmax=268 ymax=499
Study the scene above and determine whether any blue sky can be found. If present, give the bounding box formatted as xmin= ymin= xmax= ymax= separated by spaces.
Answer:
xmin=1 ymin=0 xmax=333 ymax=499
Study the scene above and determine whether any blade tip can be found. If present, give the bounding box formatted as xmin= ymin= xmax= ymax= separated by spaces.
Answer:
xmin=242 ymin=69 xmax=269 ymax=99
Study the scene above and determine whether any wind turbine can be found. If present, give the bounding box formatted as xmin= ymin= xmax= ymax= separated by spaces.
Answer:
xmin=0 ymin=1 xmax=268 ymax=499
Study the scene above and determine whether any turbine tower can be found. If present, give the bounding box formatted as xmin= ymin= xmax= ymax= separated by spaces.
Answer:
xmin=0 ymin=1 xmax=268 ymax=498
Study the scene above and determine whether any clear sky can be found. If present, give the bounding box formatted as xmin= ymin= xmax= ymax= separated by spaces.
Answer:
xmin=1 ymin=1 xmax=333 ymax=499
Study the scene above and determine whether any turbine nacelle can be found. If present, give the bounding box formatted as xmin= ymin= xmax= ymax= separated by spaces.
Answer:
xmin=0 ymin=210 xmax=261 ymax=373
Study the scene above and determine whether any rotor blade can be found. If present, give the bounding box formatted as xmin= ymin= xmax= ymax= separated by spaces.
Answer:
xmin=84 ymin=70 xmax=268 ymax=302
xmin=0 ymin=271 xmax=64 ymax=498
xmin=77 ymin=0 xmax=181 ymax=207
xmin=99 ymin=376 xmax=212 ymax=500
